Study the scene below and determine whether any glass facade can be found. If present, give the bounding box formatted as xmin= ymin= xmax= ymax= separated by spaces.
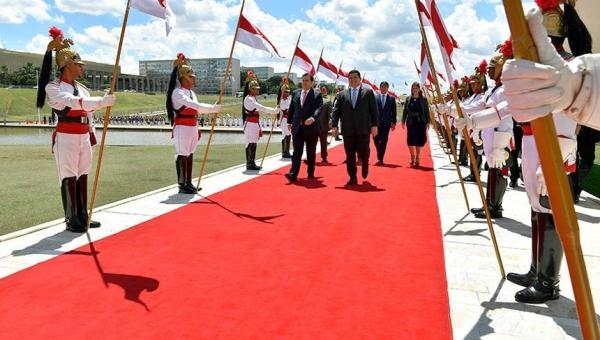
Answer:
xmin=139 ymin=58 xmax=241 ymax=95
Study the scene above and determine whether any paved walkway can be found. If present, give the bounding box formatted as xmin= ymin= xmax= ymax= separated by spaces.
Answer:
xmin=430 ymin=130 xmax=600 ymax=340
xmin=0 ymin=132 xmax=598 ymax=339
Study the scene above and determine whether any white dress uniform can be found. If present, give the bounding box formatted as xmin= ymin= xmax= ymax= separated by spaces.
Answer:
xmin=520 ymin=114 xmax=577 ymax=213
xmin=171 ymin=86 xmax=215 ymax=157
xmin=243 ymin=95 xmax=277 ymax=145
xmin=46 ymin=79 xmax=102 ymax=183
xmin=279 ymin=97 xmax=291 ymax=138
xmin=479 ymin=85 xmax=513 ymax=169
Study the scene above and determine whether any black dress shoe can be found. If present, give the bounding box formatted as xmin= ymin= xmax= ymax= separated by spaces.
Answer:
xmin=185 ymin=182 xmax=200 ymax=193
xmin=470 ymin=207 xmax=484 ymax=214
xmin=246 ymin=163 xmax=262 ymax=171
xmin=464 ymin=174 xmax=477 ymax=182
xmin=66 ymin=220 xmax=86 ymax=233
xmin=285 ymin=173 xmax=297 ymax=182
xmin=307 ymin=173 xmax=316 ymax=179
xmin=179 ymin=185 xmax=197 ymax=194
xmin=361 ymin=167 xmax=368 ymax=179
xmin=507 ymin=267 xmax=537 ymax=287
xmin=515 ymin=279 xmax=560 ymax=304
xmin=475 ymin=209 xmax=502 ymax=219
xmin=346 ymin=177 xmax=358 ymax=186
xmin=88 ymin=220 xmax=101 ymax=229
xmin=509 ymin=179 xmax=518 ymax=188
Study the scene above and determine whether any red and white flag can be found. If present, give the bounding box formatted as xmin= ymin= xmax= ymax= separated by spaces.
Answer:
xmin=317 ymin=57 xmax=339 ymax=81
xmin=419 ymin=41 xmax=432 ymax=87
xmin=236 ymin=14 xmax=284 ymax=58
xmin=362 ymin=78 xmax=379 ymax=93
xmin=337 ymin=68 xmax=349 ymax=85
xmin=388 ymin=90 xmax=399 ymax=99
xmin=292 ymin=46 xmax=315 ymax=76
xmin=418 ymin=41 xmax=446 ymax=87
xmin=419 ymin=0 xmax=459 ymax=82
xmin=130 ymin=0 xmax=176 ymax=35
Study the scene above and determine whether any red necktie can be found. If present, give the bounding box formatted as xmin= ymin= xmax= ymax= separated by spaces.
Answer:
xmin=301 ymin=91 xmax=307 ymax=107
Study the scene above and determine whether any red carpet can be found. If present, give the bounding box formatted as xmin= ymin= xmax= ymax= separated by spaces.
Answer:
xmin=0 ymin=129 xmax=452 ymax=339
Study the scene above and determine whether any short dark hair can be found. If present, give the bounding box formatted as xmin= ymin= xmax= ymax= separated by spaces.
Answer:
xmin=348 ymin=69 xmax=361 ymax=78
xmin=380 ymin=81 xmax=389 ymax=87
xmin=302 ymin=73 xmax=314 ymax=81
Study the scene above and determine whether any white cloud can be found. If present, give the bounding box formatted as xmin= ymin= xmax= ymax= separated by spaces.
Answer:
xmin=25 ymin=34 xmax=51 ymax=53
xmin=30 ymin=0 xmax=533 ymax=94
xmin=54 ymin=0 xmax=124 ymax=16
xmin=0 ymin=0 xmax=52 ymax=23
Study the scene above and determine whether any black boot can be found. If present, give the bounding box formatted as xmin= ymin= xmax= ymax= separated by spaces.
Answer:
xmin=281 ymin=139 xmax=286 ymax=157
xmin=515 ymin=213 xmax=562 ymax=303
xmin=507 ymin=211 xmax=539 ymax=287
xmin=61 ymin=177 xmax=85 ymax=233
xmin=76 ymin=175 xmax=100 ymax=229
xmin=246 ymin=143 xmax=261 ymax=171
xmin=245 ymin=145 xmax=251 ymax=169
xmin=464 ymin=152 xmax=482 ymax=182
xmin=475 ymin=168 xmax=506 ymax=219
xmin=177 ymin=156 xmax=195 ymax=194
xmin=458 ymin=140 xmax=468 ymax=166
xmin=184 ymin=154 xmax=200 ymax=192
xmin=283 ymin=136 xmax=292 ymax=158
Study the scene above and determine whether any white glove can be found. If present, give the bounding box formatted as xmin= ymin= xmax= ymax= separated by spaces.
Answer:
xmin=535 ymin=137 xmax=577 ymax=197
xmin=455 ymin=117 xmax=472 ymax=131
xmin=437 ymin=103 xmax=449 ymax=115
xmin=471 ymin=129 xmax=482 ymax=144
xmin=101 ymin=94 xmax=116 ymax=108
xmin=502 ymin=8 xmax=584 ymax=122
xmin=536 ymin=166 xmax=548 ymax=196
xmin=489 ymin=148 xmax=507 ymax=169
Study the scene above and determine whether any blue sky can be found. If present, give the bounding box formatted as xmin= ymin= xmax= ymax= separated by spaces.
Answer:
xmin=0 ymin=0 xmax=531 ymax=93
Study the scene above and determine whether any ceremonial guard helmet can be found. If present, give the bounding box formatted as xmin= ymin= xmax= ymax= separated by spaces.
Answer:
xmin=536 ymin=0 xmax=592 ymax=57
xmin=277 ymin=76 xmax=290 ymax=104
xmin=36 ymin=26 xmax=80 ymax=109
xmin=488 ymin=38 xmax=513 ymax=80
xmin=469 ymin=60 xmax=488 ymax=92
xmin=166 ymin=53 xmax=194 ymax=125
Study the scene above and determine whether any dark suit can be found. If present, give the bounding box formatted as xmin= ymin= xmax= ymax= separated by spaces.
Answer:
xmin=332 ymin=87 xmax=379 ymax=180
xmin=288 ymin=88 xmax=323 ymax=177
xmin=319 ymin=98 xmax=333 ymax=161
xmin=374 ymin=93 xmax=397 ymax=162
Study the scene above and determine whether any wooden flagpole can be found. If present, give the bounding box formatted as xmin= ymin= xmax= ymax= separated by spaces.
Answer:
xmin=87 ymin=0 xmax=131 ymax=228
xmin=503 ymin=1 xmax=598 ymax=336
xmin=328 ymin=59 xmax=343 ymax=144
xmin=452 ymin=86 xmax=505 ymax=278
xmin=313 ymin=48 xmax=324 ymax=89
xmin=414 ymin=0 xmax=470 ymax=211
xmin=259 ymin=32 xmax=301 ymax=168
xmin=422 ymin=86 xmax=449 ymax=156
xmin=196 ymin=0 xmax=246 ymax=189
xmin=422 ymin=0 xmax=504 ymax=276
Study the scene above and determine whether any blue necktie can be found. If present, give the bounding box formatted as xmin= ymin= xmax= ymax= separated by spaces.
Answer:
xmin=351 ymin=89 xmax=357 ymax=108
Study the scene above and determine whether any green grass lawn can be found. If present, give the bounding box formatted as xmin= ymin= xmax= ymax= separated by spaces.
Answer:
xmin=581 ymin=145 xmax=600 ymax=199
xmin=0 ymin=88 xmax=277 ymax=121
xmin=0 ymin=143 xmax=279 ymax=235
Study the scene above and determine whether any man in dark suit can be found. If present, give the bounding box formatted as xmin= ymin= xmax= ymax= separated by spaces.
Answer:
xmin=374 ymin=81 xmax=397 ymax=165
xmin=332 ymin=70 xmax=379 ymax=185
xmin=285 ymin=73 xmax=324 ymax=182
xmin=318 ymin=86 xmax=333 ymax=163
